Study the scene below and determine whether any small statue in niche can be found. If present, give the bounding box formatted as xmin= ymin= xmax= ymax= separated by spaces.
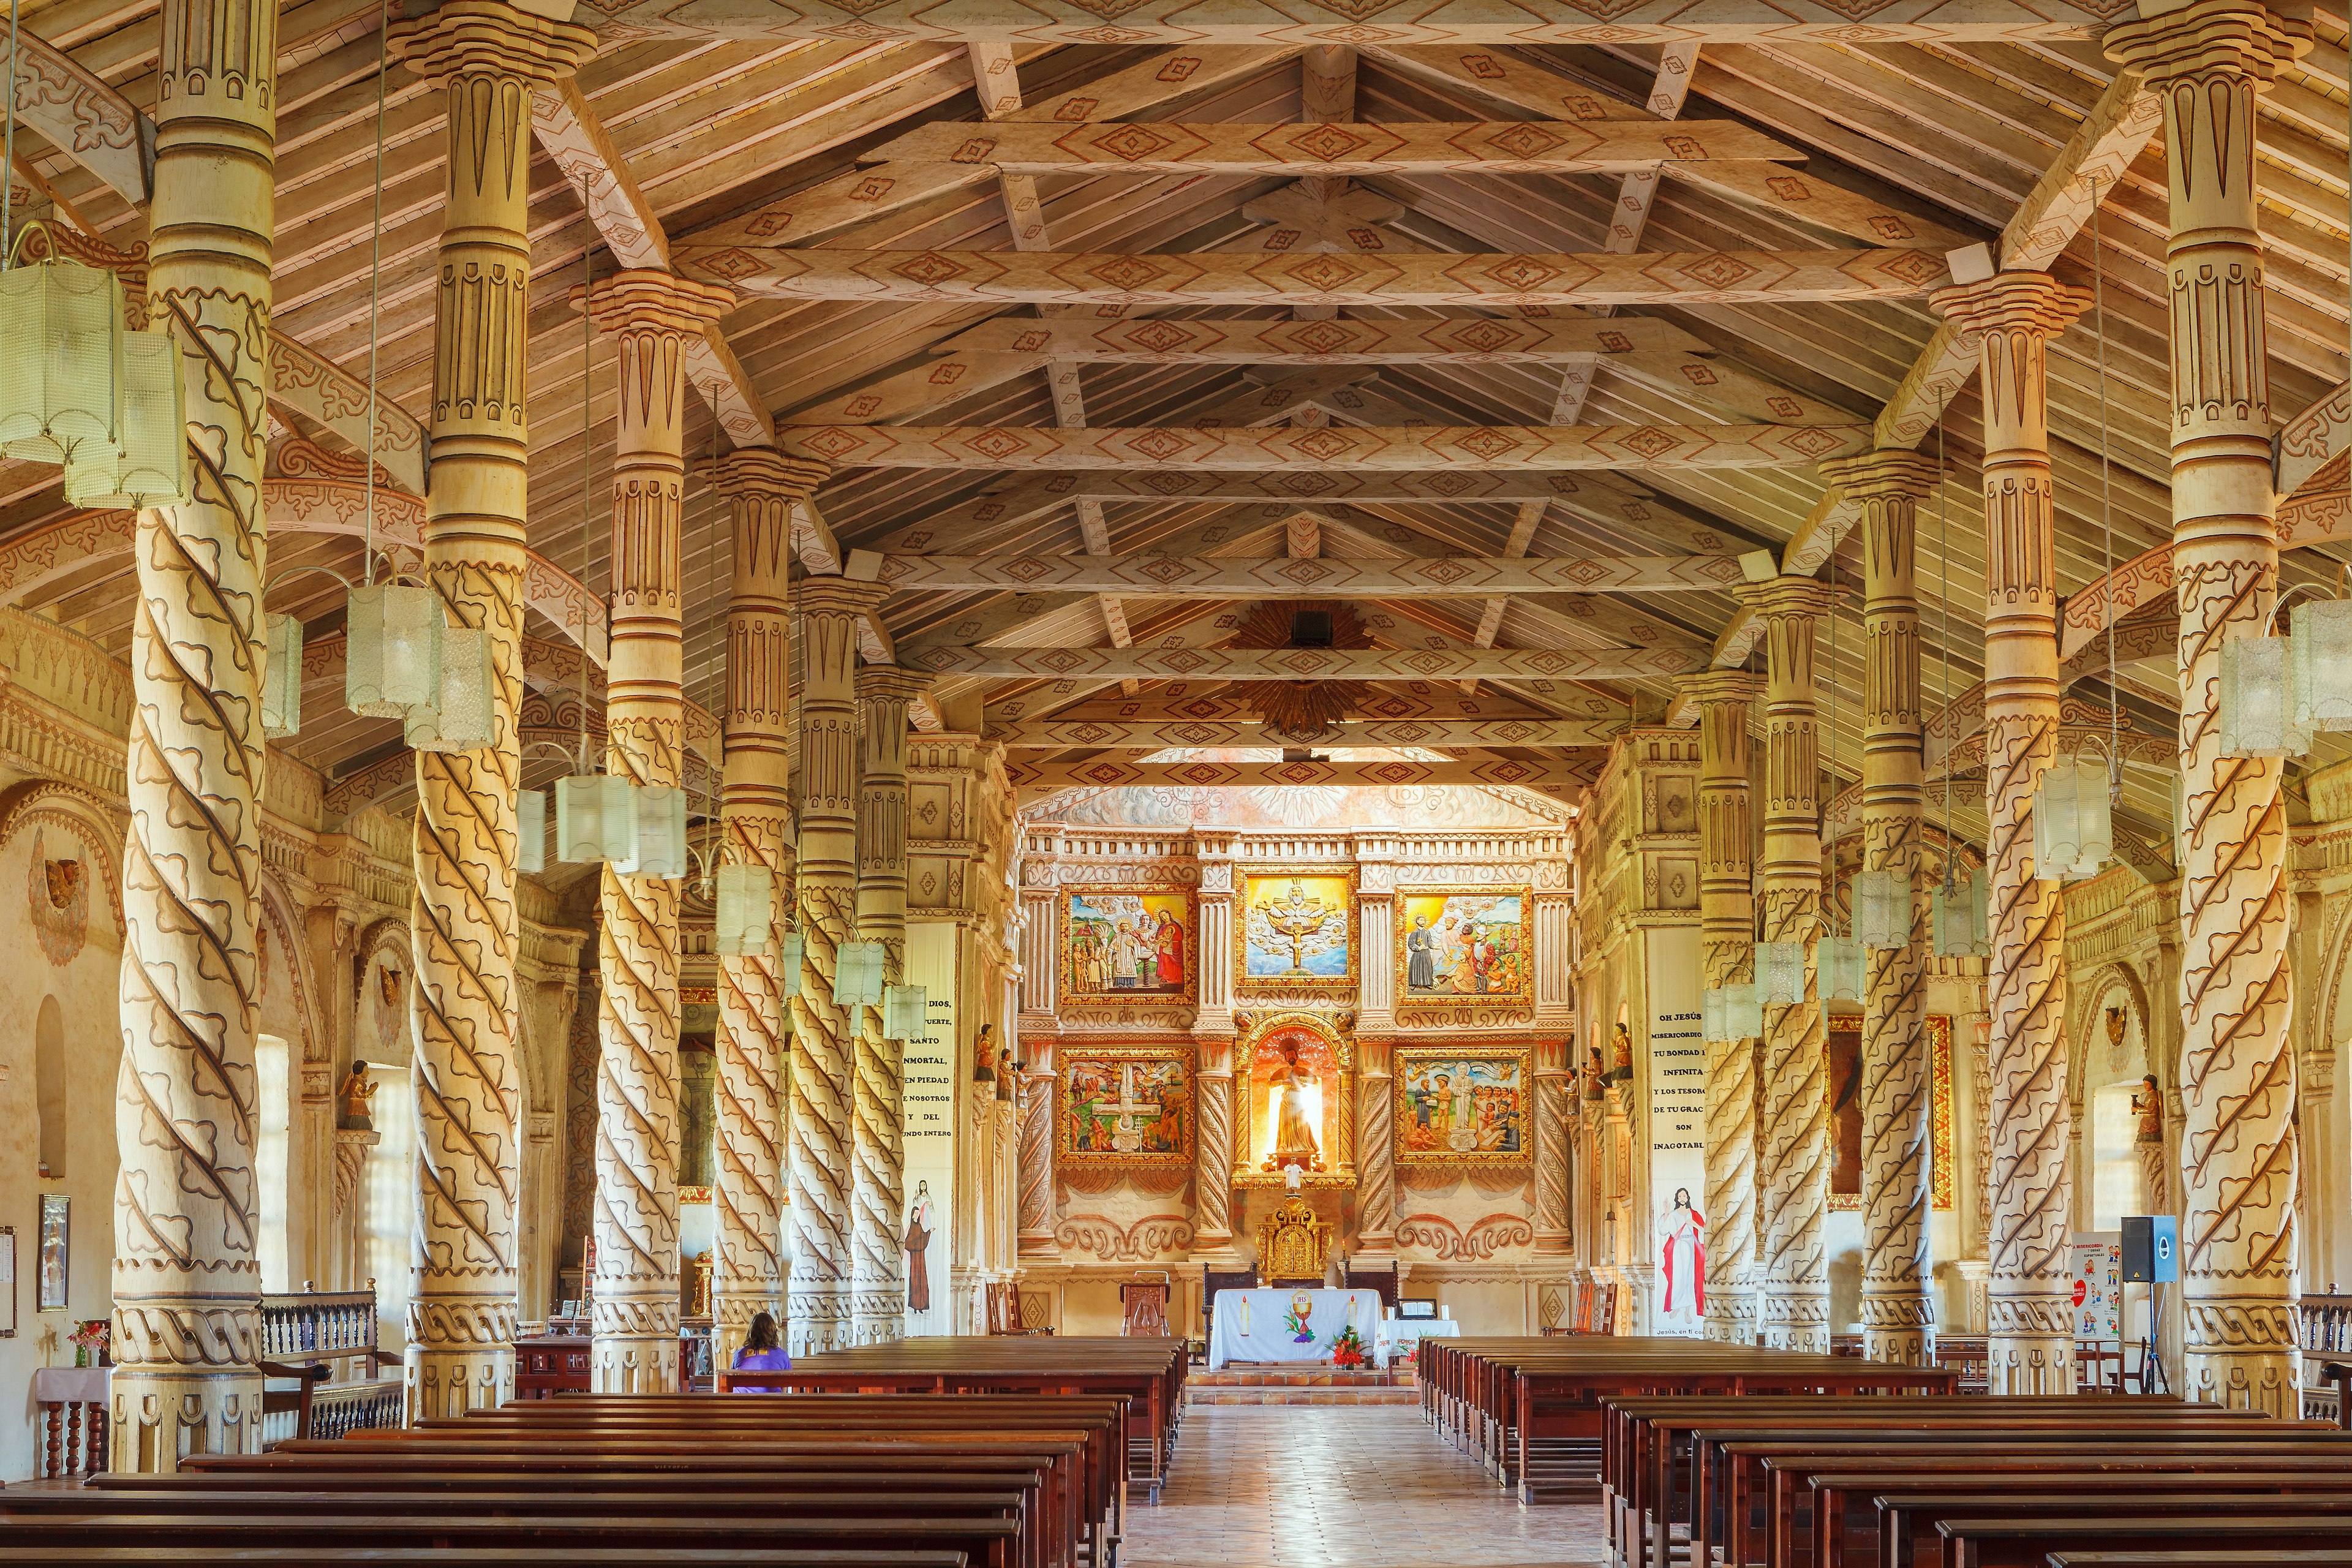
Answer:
xmin=2132 ymin=1074 xmax=2163 ymax=1144
xmin=1605 ymin=1022 xmax=1634 ymax=1086
xmin=337 ymin=1060 xmax=379 ymax=1131
xmin=1584 ymin=1045 xmax=1607 ymax=1102
xmin=973 ymin=1023 xmax=1015 ymax=1101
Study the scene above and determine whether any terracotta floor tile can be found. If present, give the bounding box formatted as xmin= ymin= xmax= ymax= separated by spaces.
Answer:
xmin=1129 ymin=1406 xmax=1608 ymax=1568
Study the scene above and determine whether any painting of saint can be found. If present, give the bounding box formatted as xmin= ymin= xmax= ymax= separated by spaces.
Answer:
xmin=1826 ymin=1015 xmax=1956 ymax=1211
xmin=1396 ymin=891 xmax=1531 ymax=1005
xmin=1393 ymin=1050 xmax=1529 ymax=1166
xmin=1240 ymin=872 xmax=1353 ymax=989
xmin=1058 ymin=1050 xmax=1193 ymax=1169
xmin=1241 ymin=1024 xmax=1350 ymax=1179
xmin=1062 ymin=889 xmax=1194 ymax=1004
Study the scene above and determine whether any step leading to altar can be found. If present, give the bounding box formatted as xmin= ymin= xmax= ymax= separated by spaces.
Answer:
xmin=1186 ymin=1367 xmax=1419 ymax=1405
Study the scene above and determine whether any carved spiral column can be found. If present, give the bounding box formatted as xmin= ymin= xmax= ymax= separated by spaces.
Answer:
xmin=1738 ymin=579 xmax=1836 ymax=1352
xmin=1534 ymin=1038 xmax=1573 ymax=1254
xmin=387 ymin=1 xmax=594 ymax=1419
xmin=1017 ymin=1037 xmax=1059 ymax=1259
xmin=1933 ymin=272 xmax=2092 ymax=1394
xmin=851 ymin=666 xmax=932 ymax=1343
xmin=1688 ymin=669 xmax=1762 ymax=1344
xmin=1192 ymin=858 xmax=1238 ymax=1259
xmin=1356 ymin=1033 xmax=1396 ymax=1258
xmin=710 ymin=451 xmax=812 ymax=1364
xmin=111 ymin=0 xmax=281 ymax=1471
xmin=789 ymin=577 xmax=890 ymax=1353
xmin=583 ymin=271 xmax=734 ymax=1392
xmin=2109 ymin=0 xmax=2311 ymax=1413
xmin=1825 ymin=451 xmax=1942 ymax=1365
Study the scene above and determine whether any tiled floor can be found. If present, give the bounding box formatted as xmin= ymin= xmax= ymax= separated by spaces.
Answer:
xmin=1125 ymin=1404 xmax=1610 ymax=1568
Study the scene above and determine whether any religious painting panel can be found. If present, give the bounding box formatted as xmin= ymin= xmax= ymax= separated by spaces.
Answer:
xmin=1057 ymin=1047 xmax=1195 ymax=1171
xmin=1237 ymin=869 xmax=1355 ymax=995
xmin=1826 ymin=1014 xmax=1954 ymax=1210
xmin=1061 ymin=887 xmax=1196 ymax=1006
xmin=1392 ymin=1047 xmax=1531 ymax=1167
xmin=1234 ymin=1012 xmax=1355 ymax=1188
xmin=1393 ymin=888 xmax=1532 ymax=1008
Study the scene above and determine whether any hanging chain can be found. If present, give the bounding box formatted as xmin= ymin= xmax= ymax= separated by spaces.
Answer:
xmin=4 ymin=0 xmax=20 ymax=270
xmin=2093 ymin=181 xmax=2120 ymax=802
xmin=578 ymin=262 xmax=594 ymax=775
xmin=362 ymin=0 xmax=390 ymax=584
xmin=1939 ymin=393 xmax=1954 ymax=895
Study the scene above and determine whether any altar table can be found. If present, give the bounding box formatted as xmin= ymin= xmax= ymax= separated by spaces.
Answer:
xmin=1208 ymin=1287 xmax=1382 ymax=1369
xmin=1373 ymin=1315 xmax=1458 ymax=1368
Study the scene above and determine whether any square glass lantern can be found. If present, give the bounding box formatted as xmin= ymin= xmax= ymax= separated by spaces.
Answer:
xmin=1756 ymin=940 xmax=1806 ymax=1006
xmin=714 ymin=862 xmax=775 ymax=957
xmin=883 ymin=983 xmax=927 ymax=1042
xmin=1818 ymin=933 xmax=1865 ymax=1003
xmin=778 ymin=931 xmax=805 ymax=1000
xmin=406 ymin=620 xmax=494 ymax=752
xmin=262 ymin=612 xmax=302 ymax=740
xmin=2293 ymin=599 xmax=2352 ymax=733
xmin=1720 ymin=981 xmax=1761 ymax=1039
xmin=1854 ymin=867 xmax=1909 ymax=949
xmin=556 ymin=774 xmax=639 ymax=870
xmin=62 ymin=330 xmax=187 ymax=508
xmin=1702 ymin=986 xmax=1725 ymax=1044
xmin=0 ymin=251 xmax=124 ymax=467
xmin=346 ymin=583 xmax=440 ymax=718
xmin=2034 ymin=757 xmax=2113 ymax=881
xmin=1932 ymin=870 xmax=1991 ymax=959
xmin=2219 ymin=634 xmax=2310 ymax=758
xmin=834 ymin=940 xmax=886 ymax=1009
xmin=633 ymin=785 xmax=691 ymax=879
xmin=516 ymin=788 xmax=546 ymax=875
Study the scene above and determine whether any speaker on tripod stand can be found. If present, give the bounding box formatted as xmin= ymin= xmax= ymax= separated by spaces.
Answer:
xmin=2119 ymin=1215 xmax=2177 ymax=1394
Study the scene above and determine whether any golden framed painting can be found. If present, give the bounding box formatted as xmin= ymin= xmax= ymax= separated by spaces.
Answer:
xmin=1058 ymin=1046 xmax=1194 ymax=1170
xmin=1233 ymin=1012 xmax=1356 ymax=1189
xmin=1061 ymin=887 xmax=1196 ymax=1007
xmin=1826 ymin=1014 xmax=1954 ymax=1210
xmin=1394 ymin=888 xmax=1533 ymax=1008
xmin=1393 ymin=1047 xmax=1532 ymax=1167
xmin=1236 ymin=868 xmax=1355 ymax=995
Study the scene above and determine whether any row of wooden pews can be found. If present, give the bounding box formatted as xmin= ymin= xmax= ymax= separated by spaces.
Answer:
xmin=0 ymin=1338 xmax=1183 ymax=1568
xmin=1419 ymin=1336 xmax=1958 ymax=1503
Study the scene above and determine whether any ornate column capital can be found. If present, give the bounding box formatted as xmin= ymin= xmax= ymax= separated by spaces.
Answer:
xmin=718 ymin=447 xmax=830 ymax=502
xmin=576 ymin=268 xmax=734 ymax=336
xmin=2105 ymin=0 xmax=2311 ymax=87
xmin=1931 ymin=272 xmax=2092 ymax=341
xmin=856 ymin=666 xmax=938 ymax=710
xmin=1734 ymin=576 xmax=1836 ymax=626
xmin=799 ymin=575 xmax=892 ymax=622
xmin=1817 ymin=449 xmax=1940 ymax=503
xmin=388 ymin=0 xmax=596 ymax=85
xmin=1680 ymin=669 xmax=1761 ymax=711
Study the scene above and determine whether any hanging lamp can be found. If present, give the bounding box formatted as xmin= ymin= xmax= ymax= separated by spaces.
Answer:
xmin=834 ymin=941 xmax=886 ymax=1009
xmin=634 ymin=784 xmax=692 ymax=878
xmin=517 ymin=787 xmax=548 ymax=875
xmin=1932 ymin=869 xmax=1990 ymax=959
xmin=62 ymin=326 xmax=189 ymax=508
xmin=406 ymin=617 xmax=494 ymax=751
xmin=2035 ymin=752 xmax=2114 ymax=880
xmin=778 ymin=930 xmax=805 ymax=1000
xmin=1854 ymin=867 xmax=1907 ymax=949
xmin=715 ymin=864 xmax=775 ymax=957
xmin=262 ymin=612 xmax=304 ymax=739
xmin=883 ymin=983 xmax=928 ymax=1042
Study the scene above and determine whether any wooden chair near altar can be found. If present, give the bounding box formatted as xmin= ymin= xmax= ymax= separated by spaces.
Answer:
xmin=1256 ymin=1194 xmax=1335 ymax=1287
xmin=1120 ymin=1273 xmax=1173 ymax=1338
xmin=984 ymin=1281 xmax=1053 ymax=1336
xmin=1201 ymin=1265 xmax=1256 ymax=1349
xmin=1344 ymin=1261 xmax=1400 ymax=1315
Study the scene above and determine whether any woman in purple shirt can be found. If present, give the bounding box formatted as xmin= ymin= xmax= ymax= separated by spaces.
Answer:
xmin=734 ymin=1310 xmax=791 ymax=1374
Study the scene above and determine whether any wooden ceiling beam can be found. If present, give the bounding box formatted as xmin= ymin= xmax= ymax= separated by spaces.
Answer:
xmin=934 ymin=313 xmax=1709 ymax=363
xmin=859 ymin=549 xmax=1746 ymax=597
xmin=907 ymin=643 xmax=1706 ymax=681
xmin=990 ymin=715 xmax=1618 ymax=748
xmin=788 ymin=420 xmax=1868 ymax=471
xmin=675 ymin=244 xmax=1952 ymax=306
xmin=1004 ymin=752 xmax=1588 ymax=801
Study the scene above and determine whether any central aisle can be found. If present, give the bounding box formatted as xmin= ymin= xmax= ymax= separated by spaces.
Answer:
xmin=1124 ymin=1404 xmax=1609 ymax=1567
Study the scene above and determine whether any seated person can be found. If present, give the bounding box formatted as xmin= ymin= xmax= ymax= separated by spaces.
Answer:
xmin=733 ymin=1310 xmax=791 ymax=1374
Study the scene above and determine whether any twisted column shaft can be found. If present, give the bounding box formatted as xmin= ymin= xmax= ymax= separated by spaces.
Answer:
xmin=1740 ymin=579 xmax=1835 ymax=1352
xmin=1689 ymin=671 xmax=1762 ymax=1344
xmin=2109 ymin=0 xmax=2311 ymax=1414
xmin=111 ymin=0 xmax=279 ymax=1471
xmin=584 ymin=271 xmax=734 ymax=1391
xmin=1825 ymin=451 xmax=1942 ymax=1365
xmin=711 ymin=450 xmax=812 ymax=1363
xmin=1936 ymin=271 xmax=2092 ymax=1395
xmin=789 ymin=577 xmax=889 ymax=1352
xmin=390 ymin=1 xmax=593 ymax=1419
xmin=852 ymin=666 xmax=932 ymax=1341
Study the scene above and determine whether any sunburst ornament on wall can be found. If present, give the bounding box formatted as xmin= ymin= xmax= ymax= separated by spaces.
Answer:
xmin=1231 ymin=600 xmax=1369 ymax=745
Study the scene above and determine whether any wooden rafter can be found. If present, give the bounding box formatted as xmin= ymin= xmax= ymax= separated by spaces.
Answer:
xmin=905 ymin=644 xmax=1706 ymax=681
xmin=1005 ymin=752 xmax=1590 ymax=800
xmin=858 ymin=550 xmax=1747 ymax=596
xmin=990 ymin=715 xmax=1620 ymax=747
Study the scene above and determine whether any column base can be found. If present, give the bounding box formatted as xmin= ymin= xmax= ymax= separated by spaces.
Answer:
xmin=405 ymin=1344 xmax=514 ymax=1419
xmin=1705 ymin=1284 xmax=1757 ymax=1344
xmin=592 ymin=1290 xmax=682 ymax=1392
xmin=2182 ymin=1347 xmax=2299 ymax=1415
xmin=1758 ymin=1287 xmax=1830 ymax=1352
xmin=713 ymin=1287 xmax=785 ymax=1368
xmin=108 ymin=1367 xmax=263 ymax=1473
xmin=851 ymin=1288 xmax=907 ymax=1344
xmin=1860 ymin=1289 xmax=1934 ymax=1365
xmin=1988 ymin=1334 xmax=2075 ymax=1395
xmin=790 ymin=1283 xmax=852 ymax=1355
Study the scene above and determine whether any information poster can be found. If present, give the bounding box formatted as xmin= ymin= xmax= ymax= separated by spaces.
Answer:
xmin=902 ymin=923 xmax=959 ymax=1336
xmin=2069 ymin=1232 xmax=2122 ymax=1341
xmin=1645 ymin=925 xmax=1706 ymax=1336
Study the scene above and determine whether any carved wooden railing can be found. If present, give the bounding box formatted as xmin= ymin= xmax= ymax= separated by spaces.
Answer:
xmin=258 ymin=1283 xmax=404 ymax=1442
xmin=2299 ymin=1294 xmax=2352 ymax=1426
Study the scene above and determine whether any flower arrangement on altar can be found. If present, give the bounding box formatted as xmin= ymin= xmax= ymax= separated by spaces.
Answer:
xmin=69 ymin=1319 xmax=108 ymax=1368
xmin=1329 ymin=1324 xmax=1368 ymax=1370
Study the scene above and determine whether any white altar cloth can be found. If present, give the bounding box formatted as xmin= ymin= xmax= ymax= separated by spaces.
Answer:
xmin=1373 ymin=1316 xmax=1459 ymax=1368
xmin=1208 ymin=1287 xmax=1382 ymax=1369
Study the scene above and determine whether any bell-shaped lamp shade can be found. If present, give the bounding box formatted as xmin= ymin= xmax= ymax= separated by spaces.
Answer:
xmin=406 ymin=620 xmax=494 ymax=752
xmin=516 ymin=788 xmax=546 ymax=875
xmin=1854 ymin=867 xmax=1908 ymax=949
xmin=834 ymin=940 xmax=886 ymax=1009
xmin=778 ymin=931 xmax=805 ymax=1001
xmin=633 ymin=784 xmax=691 ymax=879
xmin=262 ymin=612 xmax=303 ymax=740
xmin=1755 ymin=940 xmax=1806 ymax=1007
xmin=2293 ymin=599 xmax=2352 ymax=733
xmin=714 ymin=863 xmax=775 ymax=957
xmin=346 ymin=583 xmax=441 ymax=718
xmin=2218 ymin=634 xmax=2309 ymax=759
xmin=61 ymin=330 xmax=188 ymax=508
xmin=556 ymin=774 xmax=641 ymax=870
xmin=1819 ymin=933 xmax=1865 ymax=1003
xmin=1721 ymin=982 xmax=1762 ymax=1039
xmin=2034 ymin=757 xmax=2113 ymax=881
xmin=0 ymin=252 xmax=125 ymax=468
xmin=1932 ymin=870 xmax=1991 ymax=959
xmin=883 ymin=983 xmax=928 ymax=1042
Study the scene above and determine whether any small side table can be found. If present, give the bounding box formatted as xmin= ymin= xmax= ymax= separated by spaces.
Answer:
xmin=32 ymin=1365 xmax=110 ymax=1478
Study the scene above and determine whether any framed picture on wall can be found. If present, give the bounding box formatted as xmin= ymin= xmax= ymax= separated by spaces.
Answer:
xmin=1058 ymin=1046 xmax=1195 ymax=1170
xmin=1060 ymin=888 xmax=1197 ymax=1008
xmin=1394 ymin=888 xmax=1533 ymax=1008
xmin=1237 ymin=869 xmax=1355 ymax=996
xmin=0 ymin=1224 xmax=17 ymax=1337
xmin=37 ymin=1194 xmax=69 ymax=1312
xmin=1392 ymin=1047 xmax=1532 ymax=1166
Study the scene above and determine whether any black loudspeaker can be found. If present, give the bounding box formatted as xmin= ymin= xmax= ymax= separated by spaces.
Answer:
xmin=2121 ymin=1215 xmax=2179 ymax=1283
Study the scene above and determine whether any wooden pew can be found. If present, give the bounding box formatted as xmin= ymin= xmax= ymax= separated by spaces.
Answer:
xmin=0 ymin=1552 xmax=963 ymax=1568
xmin=1934 ymin=1516 xmax=2352 ymax=1568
